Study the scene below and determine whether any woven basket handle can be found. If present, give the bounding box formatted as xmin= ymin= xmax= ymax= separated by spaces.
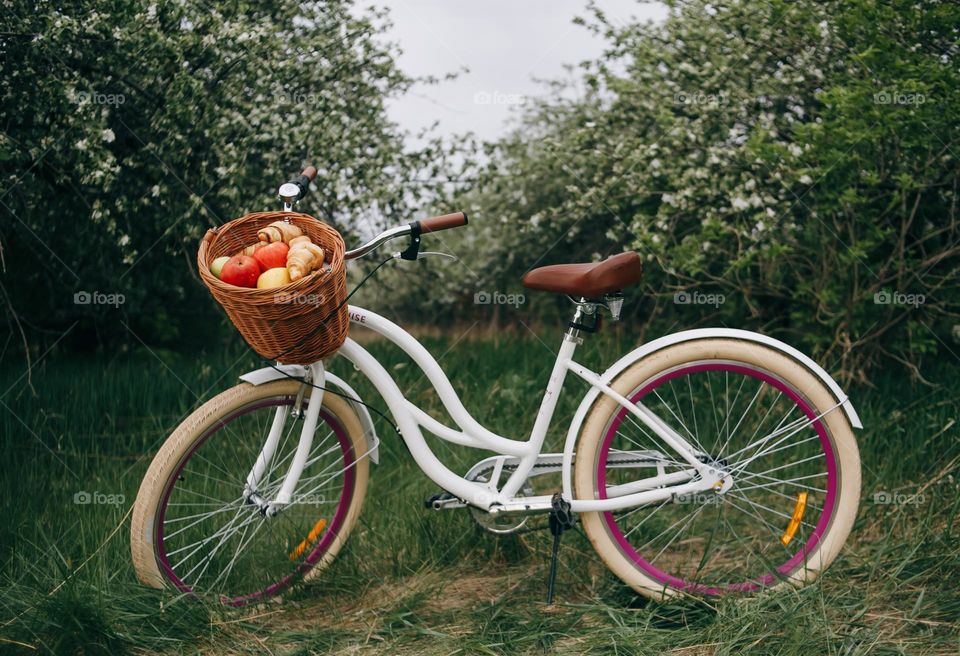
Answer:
xmin=198 ymin=228 xmax=219 ymax=265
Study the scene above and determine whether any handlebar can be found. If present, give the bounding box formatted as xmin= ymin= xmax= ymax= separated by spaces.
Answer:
xmin=275 ymin=167 xmax=467 ymax=258
xmin=345 ymin=211 xmax=469 ymax=260
xmin=419 ymin=211 xmax=468 ymax=233
xmin=295 ymin=165 xmax=318 ymax=193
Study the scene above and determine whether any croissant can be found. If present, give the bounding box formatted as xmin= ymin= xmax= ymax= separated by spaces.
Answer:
xmin=258 ymin=220 xmax=303 ymax=244
xmin=287 ymin=235 xmax=312 ymax=249
xmin=287 ymin=241 xmax=324 ymax=281
xmin=239 ymin=242 xmax=266 ymax=257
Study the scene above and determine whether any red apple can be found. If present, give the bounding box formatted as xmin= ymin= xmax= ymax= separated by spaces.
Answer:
xmin=252 ymin=241 xmax=289 ymax=272
xmin=219 ymin=255 xmax=260 ymax=288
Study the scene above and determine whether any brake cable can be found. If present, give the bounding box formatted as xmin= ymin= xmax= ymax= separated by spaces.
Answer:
xmin=265 ymin=234 xmax=458 ymax=439
xmin=265 ymin=251 xmax=400 ymax=434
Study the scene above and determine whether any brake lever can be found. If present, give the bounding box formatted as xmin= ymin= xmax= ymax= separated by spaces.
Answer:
xmin=392 ymin=251 xmax=457 ymax=262
xmin=417 ymin=251 xmax=457 ymax=261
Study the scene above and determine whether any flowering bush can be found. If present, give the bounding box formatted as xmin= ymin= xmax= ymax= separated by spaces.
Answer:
xmin=0 ymin=0 xmax=450 ymax=346
xmin=407 ymin=0 xmax=959 ymax=380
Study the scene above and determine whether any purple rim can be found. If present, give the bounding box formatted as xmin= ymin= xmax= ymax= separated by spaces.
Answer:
xmin=597 ymin=362 xmax=838 ymax=595
xmin=154 ymin=398 xmax=356 ymax=606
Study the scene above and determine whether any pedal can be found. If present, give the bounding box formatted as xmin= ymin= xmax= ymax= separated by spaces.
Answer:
xmin=424 ymin=491 xmax=466 ymax=510
xmin=545 ymin=492 xmax=576 ymax=604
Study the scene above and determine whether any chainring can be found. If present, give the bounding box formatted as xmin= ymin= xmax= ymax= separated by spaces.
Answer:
xmin=468 ymin=476 xmax=535 ymax=535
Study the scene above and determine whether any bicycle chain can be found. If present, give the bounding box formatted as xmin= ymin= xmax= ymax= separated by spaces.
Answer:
xmin=466 ymin=456 xmax=660 ymax=484
xmin=464 ymin=456 xmax=664 ymax=535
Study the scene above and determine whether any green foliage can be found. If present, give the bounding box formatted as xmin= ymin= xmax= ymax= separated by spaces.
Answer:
xmin=392 ymin=0 xmax=960 ymax=380
xmin=1 ymin=339 xmax=958 ymax=653
xmin=0 ymin=0 xmax=454 ymax=347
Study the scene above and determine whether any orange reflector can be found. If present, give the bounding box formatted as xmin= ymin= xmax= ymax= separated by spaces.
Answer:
xmin=780 ymin=492 xmax=808 ymax=546
xmin=289 ymin=518 xmax=327 ymax=561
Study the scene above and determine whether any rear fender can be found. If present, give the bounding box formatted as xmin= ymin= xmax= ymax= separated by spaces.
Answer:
xmin=560 ymin=328 xmax=862 ymax=499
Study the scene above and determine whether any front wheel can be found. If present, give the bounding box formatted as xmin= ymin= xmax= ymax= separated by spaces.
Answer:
xmin=130 ymin=380 xmax=370 ymax=605
xmin=575 ymin=338 xmax=861 ymax=599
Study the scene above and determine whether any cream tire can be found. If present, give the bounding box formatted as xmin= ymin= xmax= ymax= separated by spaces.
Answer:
xmin=574 ymin=338 xmax=860 ymax=600
xmin=130 ymin=380 xmax=369 ymax=593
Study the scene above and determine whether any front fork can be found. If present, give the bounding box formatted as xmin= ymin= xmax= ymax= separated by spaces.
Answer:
xmin=243 ymin=361 xmax=325 ymax=517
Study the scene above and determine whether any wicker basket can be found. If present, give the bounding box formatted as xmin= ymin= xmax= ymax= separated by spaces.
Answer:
xmin=197 ymin=211 xmax=349 ymax=364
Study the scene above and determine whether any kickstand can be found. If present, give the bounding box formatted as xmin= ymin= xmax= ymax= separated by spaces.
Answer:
xmin=545 ymin=492 xmax=576 ymax=605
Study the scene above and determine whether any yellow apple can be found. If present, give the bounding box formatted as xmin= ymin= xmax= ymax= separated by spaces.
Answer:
xmin=209 ymin=256 xmax=230 ymax=279
xmin=256 ymin=267 xmax=291 ymax=289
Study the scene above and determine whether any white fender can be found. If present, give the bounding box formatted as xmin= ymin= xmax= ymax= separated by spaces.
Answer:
xmin=239 ymin=364 xmax=379 ymax=464
xmin=560 ymin=328 xmax=861 ymax=498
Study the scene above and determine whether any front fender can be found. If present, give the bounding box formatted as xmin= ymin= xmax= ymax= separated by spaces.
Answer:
xmin=560 ymin=328 xmax=861 ymax=498
xmin=239 ymin=364 xmax=379 ymax=464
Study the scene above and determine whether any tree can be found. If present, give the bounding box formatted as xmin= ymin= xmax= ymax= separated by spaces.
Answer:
xmin=0 ymin=0 xmax=452 ymax=349
xmin=391 ymin=0 xmax=959 ymax=380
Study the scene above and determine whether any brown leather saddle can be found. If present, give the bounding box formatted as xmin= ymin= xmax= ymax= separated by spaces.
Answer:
xmin=522 ymin=251 xmax=642 ymax=298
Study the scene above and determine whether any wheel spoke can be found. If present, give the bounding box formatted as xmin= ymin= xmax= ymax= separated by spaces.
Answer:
xmin=151 ymin=394 xmax=357 ymax=602
xmin=647 ymin=502 xmax=711 ymax=567
xmin=726 ymin=492 xmax=817 ymax=531
xmin=620 ymin=415 xmax=688 ymax=468
xmin=651 ymin=388 xmax=707 ymax=456
xmin=735 ymin=451 xmax=825 ymax=483
xmin=164 ymin=500 xmax=245 ymax=539
xmin=594 ymin=357 xmax=846 ymax=595
xmin=733 ymin=471 xmax=828 ymax=494
xmin=716 ymin=380 xmax=763 ymax=458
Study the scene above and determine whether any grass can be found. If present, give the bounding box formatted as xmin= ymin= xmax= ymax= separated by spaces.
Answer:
xmin=0 ymin=326 xmax=958 ymax=655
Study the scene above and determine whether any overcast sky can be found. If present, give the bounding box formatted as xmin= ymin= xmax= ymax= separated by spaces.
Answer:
xmin=371 ymin=1 xmax=668 ymax=144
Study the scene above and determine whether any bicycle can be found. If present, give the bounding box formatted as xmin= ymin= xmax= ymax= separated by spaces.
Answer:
xmin=131 ymin=167 xmax=862 ymax=605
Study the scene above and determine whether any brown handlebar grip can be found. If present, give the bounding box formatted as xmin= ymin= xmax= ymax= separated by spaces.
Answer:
xmin=301 ymin=165 xmax=318 ymax=182
xmin=419 ymin=211 xmax=468 ymax=233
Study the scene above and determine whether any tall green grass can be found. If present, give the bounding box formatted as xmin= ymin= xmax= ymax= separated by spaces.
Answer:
xmin=0 ymin=330 xmax=958 ymax=655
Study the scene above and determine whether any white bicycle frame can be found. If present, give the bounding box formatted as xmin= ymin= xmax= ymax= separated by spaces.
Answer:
xmin=241 ymin=218 xmax=862 ymax=519
xmin=347 ymin=305 xmax=732 ymax=512
xmin=244 ymin=305 xmax=740 ymax=516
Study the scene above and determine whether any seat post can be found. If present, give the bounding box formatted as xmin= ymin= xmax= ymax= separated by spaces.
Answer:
xmin=565 ymin=299 xmax=599 ymax=343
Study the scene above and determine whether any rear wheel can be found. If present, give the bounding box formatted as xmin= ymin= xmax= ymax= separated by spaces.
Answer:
xmin=130 ymin=380 xmax=370 ymax=604
xmin=575 ymin=339 xmax=860 ymax=599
